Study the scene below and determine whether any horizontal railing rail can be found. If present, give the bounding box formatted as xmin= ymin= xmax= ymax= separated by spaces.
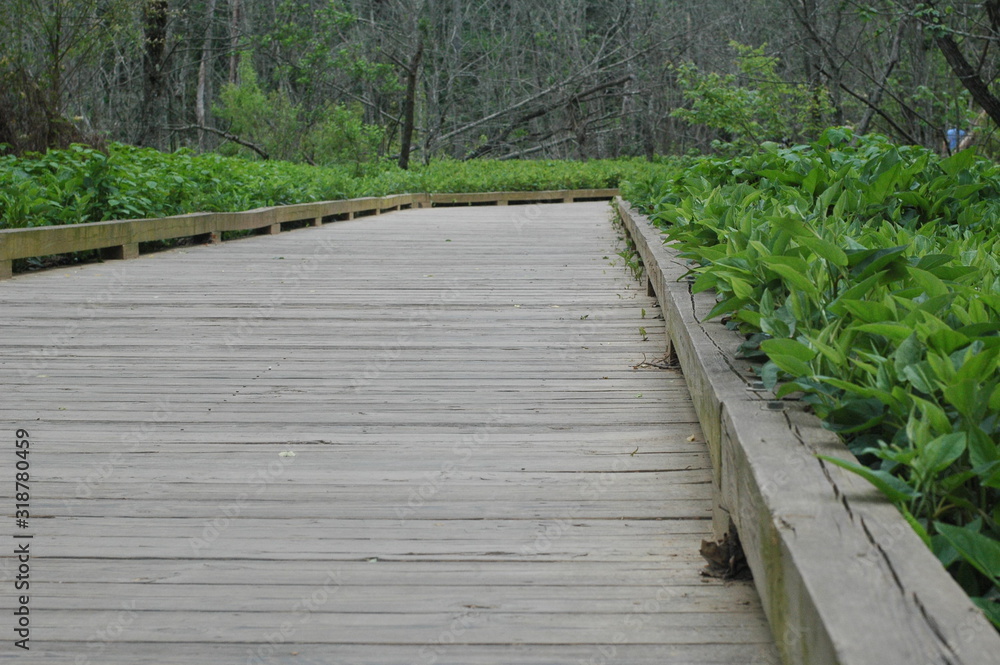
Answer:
xmin=0 ymin=188 xmax=618 ymax=279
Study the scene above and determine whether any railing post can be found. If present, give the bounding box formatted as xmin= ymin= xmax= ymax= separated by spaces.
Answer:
xmin=100 ymin=243 xmax=139 ymax=261
xmin=257 ymin=224 xmax=280 ymax=235
xmin=0 ymin=260 xmax=11 ymax=280
xmin=313 ymin=217 xmax=323 ymax=227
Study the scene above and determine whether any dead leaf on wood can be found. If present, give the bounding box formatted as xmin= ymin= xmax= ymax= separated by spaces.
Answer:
xmin=700 ymin=525 xmax=752 ymax=580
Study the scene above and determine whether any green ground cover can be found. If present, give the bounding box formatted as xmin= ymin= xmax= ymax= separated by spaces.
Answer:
xmin=623 ymin=127 xmax=1000 ymax=627
xmin=0 ymin=143 xmax=646 ymax=230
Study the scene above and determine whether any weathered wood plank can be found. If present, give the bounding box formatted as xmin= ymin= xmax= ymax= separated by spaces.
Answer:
xmin=20 ymin=643 xmax=780 ymax=665
xmin=0 ymin=190 xmax=616 ymax=271
xmin=0 ymin=201 xmax=776 ymax=662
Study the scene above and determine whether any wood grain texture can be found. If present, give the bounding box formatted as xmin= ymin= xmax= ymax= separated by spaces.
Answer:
xmin=0 ymin=190 xmax=617 ymax=272
xmin=0 ymin=201 xmax=777 ymax=663
xmin=616 ymin=198 xmax=1000 ymax=665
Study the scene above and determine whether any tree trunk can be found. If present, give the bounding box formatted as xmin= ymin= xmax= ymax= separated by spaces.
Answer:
xmin=228 ymin=0 xmax=241 ymax=84
xmin=917 ymin=0 xmax=1000 ymax=129
xmin=139 ymin=0 xmax=169 ymax=149
xmin=398 ymin=39 xmax=423 ymax=170
xmin=196 ymin=0 xmax=218 ymax=150
xmin=933 ymin=32 xmax=1000 ymax=129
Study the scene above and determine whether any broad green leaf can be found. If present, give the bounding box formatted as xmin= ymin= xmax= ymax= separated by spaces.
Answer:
xmin=767 ymin=354 xmax=813 ymax=378
xmin=937 ymin=148 xmax=977 ymax=176
xmin=819 ymin=454 xmax=920 ymax=503
xmin=802 ymin=167 xmax=822 ymax=196
xmin=955 ymin=347 xmax=1000 ymax=383
xmin=913 ymin=253 xmax=955 ymax=272
xmin=761 ymin=254 xmax=810 ymax=274
xmin=896 ymin=191 xmax=930 ymax=214
xmin=768 ymin=214 xmax=811 ymax=237
xmin=907 ymin=267 xmax=949 ymax=299
xmin=933 ymin=533 xmax=961 ymax=567
xmin=814 ymin=179 xmax=842 ymax=214
xmin=761 ymin=316 xmax=792 ymax=339
xmin=775 ymin=380 xmax=808 ymax=399
xmin=894 ymin=333 xmax=923 ymax=375
xmin=982 ymin=463 xmax=1000 ymax=490
xmin=727 ymin=276 xmax=754 ymax=300
xmin=759 ymin=169 xmax=803 ymax=185
xmin=869 ymin=162 xmax=902 ymax=202
xmin=911 ymin=395 xmax=951 ymax=433
xmin=799 ymin=236 xmax=848 ymax=267
xmin=831 ymin=299 xmax=894 ymax=323
xmin=803 ymin=333 xmax=846 ymax=366
xmin=967 ymin=429 xmax=1000 ymax=469
xmin=693 ymin=247 xmax=728 ymax=262
xmin=734 ymin=309 xmax=762 ymax=329
xmin=830 ymin=273 xmax=883 ymax=304
xmin=853 ymin=322 xmax=913 ymax=342
xmin=706 ymin=296 xmax=746 ymax=321
xmin=926 ymin=328 xmax=970 ymax=355
xmin=926 ymin=351 xmax=957 ymax=384
xmin=763 ymin=261 xmax=819 ymax=296
xmin=920 ymin=432 xmax=966 ymax=475
xmin=760 ymin=338 xmax=817 ymax=362
xmin=824 ymin=398 xmax=886 ymax=434
xmin=902 ymin=363 xmax=937 ymax=395
xmin=933 ymin=522 xmax=1000 ymax=585
xmin=943 ymin=379 xmax=982 ymax=419
xmin=960 ymin=322 xmax=1000 ymax=338
xmin=849 ymin=245 xmax=909 ymax=281
xmin=761 ymin=361 xmax=781 ymax=391
xmin=990 ymin=384 xmax=1000 ymax=412
xmin=692 ymin=272 xmax=719 ymax=293
xmin=833 ymin=188 xmax=853 ymax=218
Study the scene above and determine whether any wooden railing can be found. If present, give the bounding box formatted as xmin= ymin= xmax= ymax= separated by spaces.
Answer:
xmin=0 ymin=188 xmax=618 ymax=279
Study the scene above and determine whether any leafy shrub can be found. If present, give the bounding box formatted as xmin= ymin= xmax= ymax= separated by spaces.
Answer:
xmin=214 ymin=61 xmax=385 ymax=172
xmin=624 ymin=127 xmax=1000 ymax=627
xmin=671 ymin=42 xmax=834 ymax=151
xmin=0 ymin=144 xmax=652 ymax=230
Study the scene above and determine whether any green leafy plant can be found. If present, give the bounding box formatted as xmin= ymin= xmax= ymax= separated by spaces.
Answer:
xmin=624 ymin=127 xmax=1000 ymax=627
xmin=0 ymin=145 xmax=658 ymax=233
xmin=671 ymin=42 xmax=834 ymax=151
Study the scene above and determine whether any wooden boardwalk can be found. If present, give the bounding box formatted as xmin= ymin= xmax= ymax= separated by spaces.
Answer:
xmin=0 ymin=202 xmax=779 ymax=663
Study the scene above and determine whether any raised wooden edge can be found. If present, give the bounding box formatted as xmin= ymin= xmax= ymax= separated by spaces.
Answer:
xmin=615 ymin=197 xmax=1000 ymax=665
xmin=428 ymin=188 xmax=618 ymax=205
xmin=0 ymin=190 xmax=616 ymax=277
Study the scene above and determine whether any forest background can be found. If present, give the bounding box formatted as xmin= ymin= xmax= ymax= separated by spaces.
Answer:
xmin=3 ymin=0 xmax=1000 ymax=165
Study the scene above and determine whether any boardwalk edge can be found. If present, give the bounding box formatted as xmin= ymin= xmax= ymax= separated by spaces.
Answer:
xmin=615 ymin=197 xmax=1000 ymax=665
xmin=0 ymin=189 xmax=619 ymax=278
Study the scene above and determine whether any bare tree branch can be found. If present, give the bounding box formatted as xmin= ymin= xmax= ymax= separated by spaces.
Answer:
xmin=173 ymin=124 xmax=269 ymax=159
xmin=856 ymin=23 xmax=904 ymax=136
